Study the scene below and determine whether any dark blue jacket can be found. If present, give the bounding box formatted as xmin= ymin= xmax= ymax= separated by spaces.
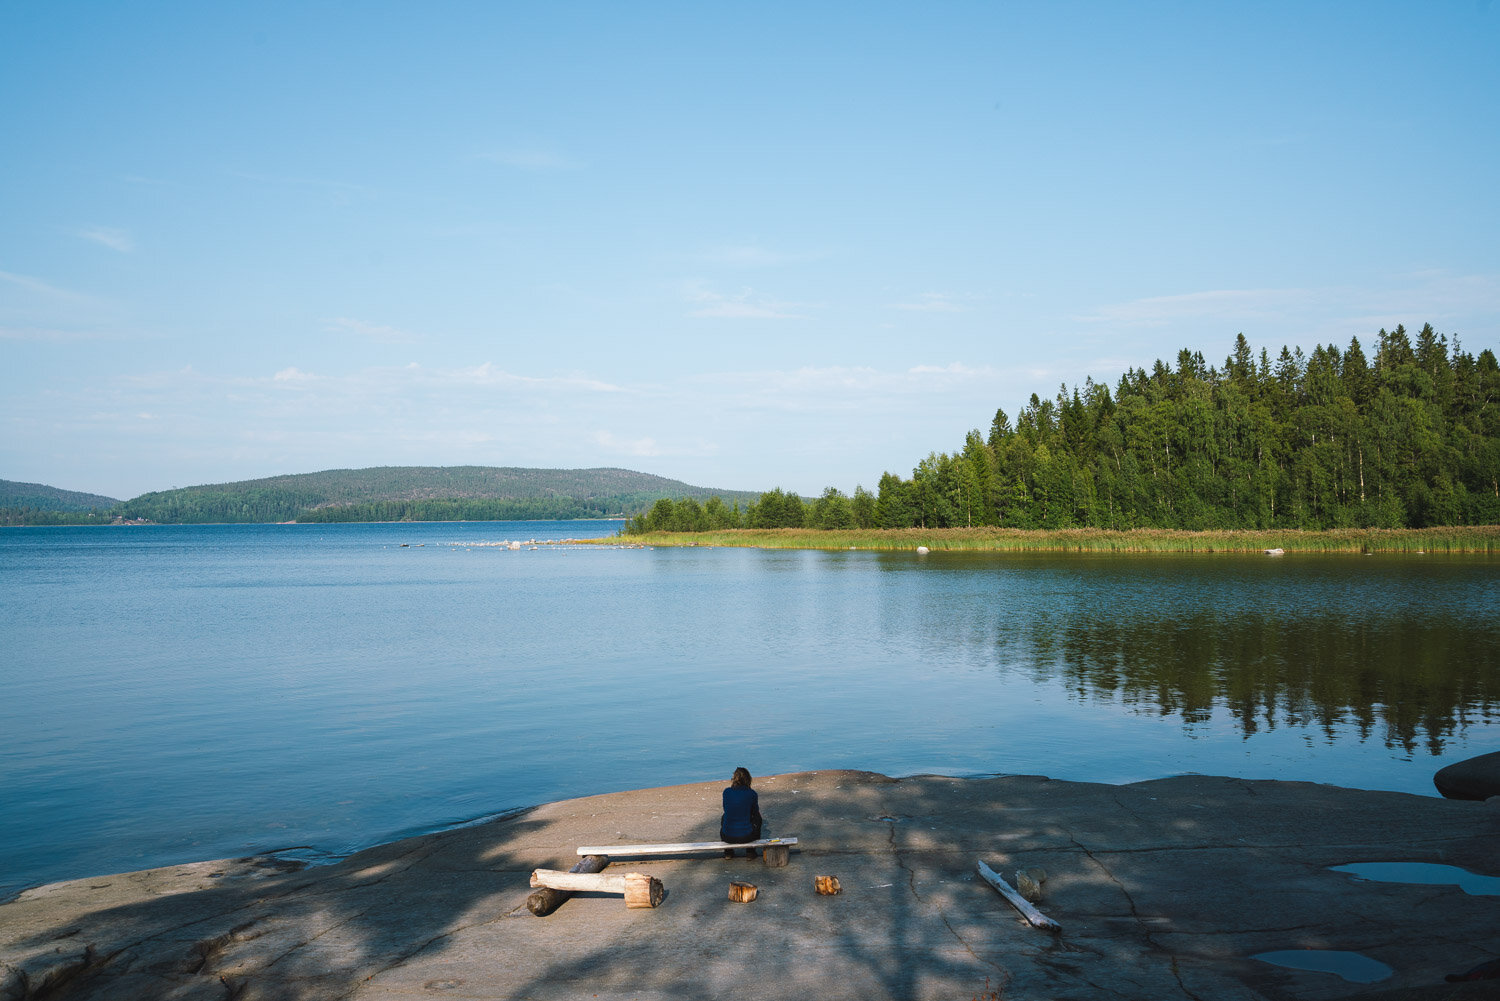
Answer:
xmin=721 ymin=786 xmax=760 ymax=839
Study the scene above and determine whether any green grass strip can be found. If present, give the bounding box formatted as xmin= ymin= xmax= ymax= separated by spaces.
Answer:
xmin=615 ymin=525 xmax=1500 ymax=553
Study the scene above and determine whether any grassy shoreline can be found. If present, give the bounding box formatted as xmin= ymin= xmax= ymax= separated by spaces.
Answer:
xmin=616 ymin=524 xmax=1500 ymax=553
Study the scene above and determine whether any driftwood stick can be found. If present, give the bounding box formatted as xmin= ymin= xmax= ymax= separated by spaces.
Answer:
xmin=977 ymin=859 xmax=1061 ymax=932
xmin=527 ymin=854 xmax=608 ymax=917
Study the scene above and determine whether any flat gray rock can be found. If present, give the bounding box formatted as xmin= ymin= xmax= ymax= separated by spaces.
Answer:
xmin=3 ymin=771 xmax=1498 ymax=1001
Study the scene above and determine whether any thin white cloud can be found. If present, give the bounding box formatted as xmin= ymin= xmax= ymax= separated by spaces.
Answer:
xmin=909 ymin=362 xmax=994 ymax=378
xmin=273 ymin=367 xmax=317 ymax=382
xmin=1367 ymin=270 xmax=1500 ymax=319
xmin=592 ymin=431 xmax=663 ymax=457
xmin=453 ymin=362 xmax=625 ymax=393
xmin=0 ymin=269 xmax=85 ymax=300
xmin=685 ymin=284 xmax=809 ymax=319
xmin=889 ymin=292 xmax=964 ymax=312
xmin=694 ymin=362 xmax=1001 ymax=407
xmin=0 ymin=325 xmax=99 ymax=341
xmin=1074 ymin=272 xmax=1500 ymax=351
xmin=1078 ymin=288 xmax=1315 ymax=327
xmin=80 ymin=227 xmax=135 ymax=253
xmin=229 ymin=170 xmax=376 ymax=204
xmin=694 ymin=244 xmax=820 ymax=268
xmin=0 ymin=270 xmax=134 ymax=341
xmin=325 ymin=316 xmax=417 ymax=344
xmin=118 ymin=365 xmax=201 ymax=390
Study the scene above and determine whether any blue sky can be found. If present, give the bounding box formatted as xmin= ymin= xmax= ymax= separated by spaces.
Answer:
xmin=3 ymin=2 xmax=1497 ymax=500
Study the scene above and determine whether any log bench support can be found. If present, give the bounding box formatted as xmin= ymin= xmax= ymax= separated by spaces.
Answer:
xmin=526 ymin=854 xmax=609 ymax=916
xmin=576 ymin=837 xmax=797 ymax=868
xmin=530 ymin=868 xmax=664 ymax=909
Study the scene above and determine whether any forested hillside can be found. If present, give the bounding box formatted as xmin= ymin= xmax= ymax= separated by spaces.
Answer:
xmin=0 ymin=480 xmax=120 ymax=511
xmin=0 ymin=480 xmax=121 ymax=526
xmin=113 ymin=467 xmax=759 ymax=524
xmin=629 ymin=324 xmax=1500 ymax=534
xmin=1 ymin=467 xmax=760 ymax=525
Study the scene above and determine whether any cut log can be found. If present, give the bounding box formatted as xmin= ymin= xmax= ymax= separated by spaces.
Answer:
xmin=624 ymin=873 xmax=665 ymax=909
xmin=728 ymin=881 xmax=758 ymax=903
xmin=527 ymin=854 xmax=609 ymax=917
xmin=815 ymin=875 xmax=842 ymax=895
xmin=576 ymin=837 xmax=797 ymax=857
xmin=762 ymin=844 xmax=790 ymax=867
xmin=530 ymin=868 xmax=664 ymax=909
xmin=976 ymin=859 xmax=1061 ymax=932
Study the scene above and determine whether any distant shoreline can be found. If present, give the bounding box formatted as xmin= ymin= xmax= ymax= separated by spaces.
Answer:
xmin=8 ymin=521 xmax=1497 ymax=553
xmin=618 ymin=524 xmax=1500 ymax=553
xmin=1 ymin=517 xmax=628 ymax=529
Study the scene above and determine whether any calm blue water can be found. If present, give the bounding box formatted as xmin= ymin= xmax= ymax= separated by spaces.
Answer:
xmin=3 ymin=522 xmax=1498 ymax=901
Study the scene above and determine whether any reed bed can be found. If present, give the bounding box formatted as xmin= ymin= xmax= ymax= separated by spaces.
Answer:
xmin=616 ymin=525 xmax=1500 ymax=553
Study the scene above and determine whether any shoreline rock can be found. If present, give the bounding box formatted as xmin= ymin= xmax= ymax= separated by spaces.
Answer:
xmin=2 ymin=770 xmax=1497 ymax=1000
xmin=1434 ymin=750 xmax=1500 ymax=801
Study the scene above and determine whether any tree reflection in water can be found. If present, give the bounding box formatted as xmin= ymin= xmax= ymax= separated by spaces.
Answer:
xmin=881 ymin=552 xmax=1500 ymax=756
xmin=999 ymin=611 xmax=1497 ymax=754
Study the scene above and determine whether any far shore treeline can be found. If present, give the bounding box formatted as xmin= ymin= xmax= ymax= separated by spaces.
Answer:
xmin=628 ymin=326 xmax=1500 ymax=536
xmin=0 ymin=467 xmax=758 ymax=527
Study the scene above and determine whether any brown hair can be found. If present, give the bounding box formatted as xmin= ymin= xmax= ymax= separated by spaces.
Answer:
xmin=731 ymin=767 xmax=752 ymax=788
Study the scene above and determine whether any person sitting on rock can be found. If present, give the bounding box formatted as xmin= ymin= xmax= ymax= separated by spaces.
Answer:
xmin=720 ymin=766 xmax=763 ymax=858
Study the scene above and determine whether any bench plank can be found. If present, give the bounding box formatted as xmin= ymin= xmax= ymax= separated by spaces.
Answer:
xmin=576 ymin=837 xmax=797 ymax=856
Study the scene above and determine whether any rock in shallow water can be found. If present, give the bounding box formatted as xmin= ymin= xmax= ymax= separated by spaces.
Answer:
xmin=1434 ymin=750 xmax=1500 ymax=800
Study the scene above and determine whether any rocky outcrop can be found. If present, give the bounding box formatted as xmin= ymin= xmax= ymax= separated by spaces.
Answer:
xmin=2 ymin=770 xmax=1497 ymax=1000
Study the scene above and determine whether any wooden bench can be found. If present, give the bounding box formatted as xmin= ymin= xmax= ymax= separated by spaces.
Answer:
xmin=576 ymin=837 xmax=797 ymax=867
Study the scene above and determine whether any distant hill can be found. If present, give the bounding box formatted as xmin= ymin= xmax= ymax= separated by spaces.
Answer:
xmin=0 ymin=479 xmax=121 ymax=512
xmin=111 ymin=466 xmax=763 ymax=524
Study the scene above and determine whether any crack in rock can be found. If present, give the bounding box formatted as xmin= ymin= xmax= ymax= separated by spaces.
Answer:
xmin=1067 ymin=834 xmax=1214 ymax=1001
xmin=881 ymin=819 xmax=924 ymax=903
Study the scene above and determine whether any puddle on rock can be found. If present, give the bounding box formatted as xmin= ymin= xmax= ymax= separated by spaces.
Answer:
xmin=1331 ymin=862 xmax=1500 ymax=896
xmin=1253 ymin=950 xmax=1393 ymax=984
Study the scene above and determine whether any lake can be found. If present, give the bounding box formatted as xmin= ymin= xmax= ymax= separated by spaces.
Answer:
xmin=3 ymin=521 xmax=1497 ymax=901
